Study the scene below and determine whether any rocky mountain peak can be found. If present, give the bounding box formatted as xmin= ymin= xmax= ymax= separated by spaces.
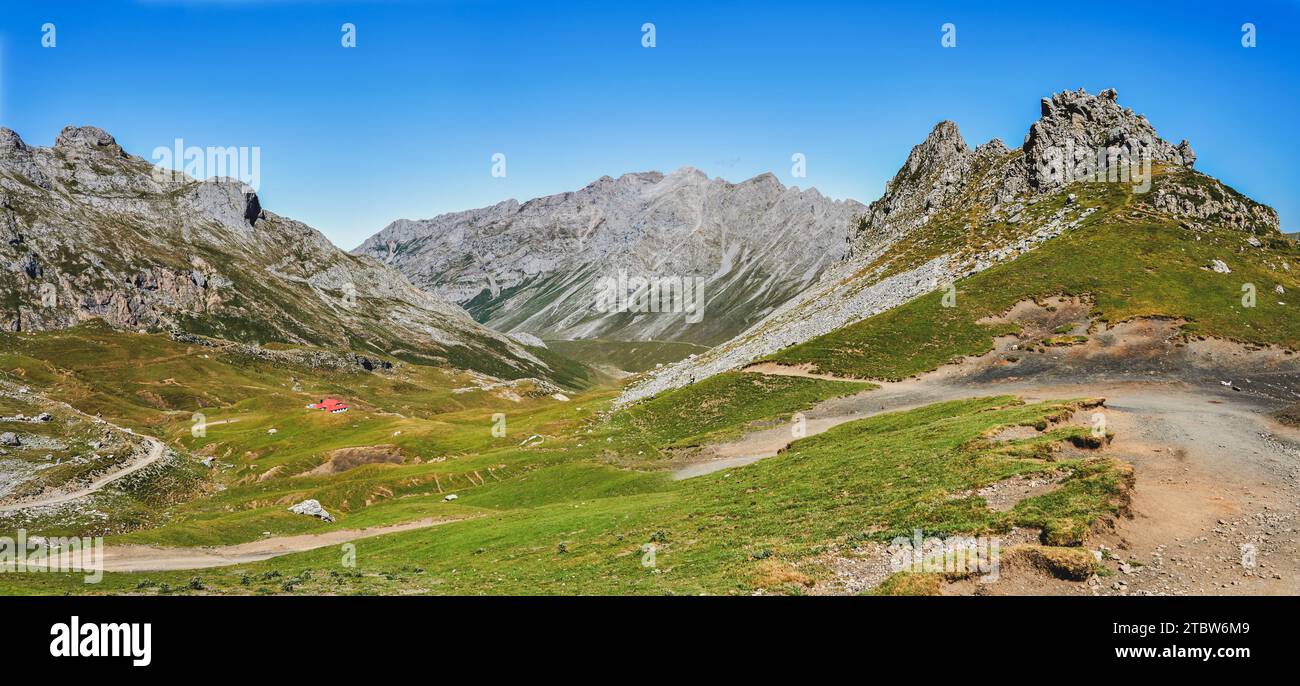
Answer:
xmin=851 ymin=121 xmax=975 ymax=249
xmin=850 ymin=88 xmax=1214 ymax=257
xmin=622 ymin=89 xmax=1287 ymax=407
xmin=53 ymin=126 xmax=125 ymax=157
xmin=0 ymin=124 xmax=564 ymax=384
xmin=668 ymin=165 xmax=708 ymax=179
xmin=913 ymin=121 xmax=969 ymax=163
xmin=0 ymin=128 xmax=29 ymax=155
xmin=742 ymin=171 xmax=782 ymax=187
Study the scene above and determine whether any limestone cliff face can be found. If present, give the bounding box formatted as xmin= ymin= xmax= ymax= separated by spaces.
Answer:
xmin=354 ymin=168 xmax=866 ymax=346
xmin=0 ymin=126 xmax=562 ymax=381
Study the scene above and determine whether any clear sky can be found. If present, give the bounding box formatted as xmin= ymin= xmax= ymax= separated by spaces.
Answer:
xmin=2 ymin=0 xmax=1297 ymax=248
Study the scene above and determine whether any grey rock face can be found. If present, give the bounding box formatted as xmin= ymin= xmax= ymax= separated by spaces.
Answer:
xmin=1023 ymin=88 xmax=1190 ymax=190
xmin=507 ymin=331 xmax=548 ymax=348
xmin=850 ymin=121 xmax=996 ymax=256
xmin=1145 ymin=177 xmax=1279 ymax=235
xmin=186 ymin=179 xmax=264 ymax=230
xmin=355 ymin=168 xmax=866 ymax=345
xmin=0 ymin=125 xmax=561 ymax=382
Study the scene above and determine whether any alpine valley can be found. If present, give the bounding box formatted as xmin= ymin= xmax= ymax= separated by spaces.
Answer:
xmin=1 ymin=88 xmax=1297 ymax=598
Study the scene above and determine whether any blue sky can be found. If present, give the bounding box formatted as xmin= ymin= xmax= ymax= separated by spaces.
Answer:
xmin=2 ymin=0 xmax=1297 ymax=248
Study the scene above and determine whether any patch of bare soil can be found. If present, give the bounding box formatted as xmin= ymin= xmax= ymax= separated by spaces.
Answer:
xmin=805 ymin=543 xmax=895 ymax=596
xmin=808 ymin=528 xmax=1044 ymax=596
xmin=301 ymin=444 xmax=405 ymax=477
xmin=977 ymin=294 xmax=1093 ymax=334
xmin=741 ymin=362 xmax=865 ymax=381
xmin=987 ymin=424 xmax=1044 ymax=441
xmin=952 ymin=472 xmax=1069 ymax=512
xmin=255 ymin=465 xmax=284 ymax=482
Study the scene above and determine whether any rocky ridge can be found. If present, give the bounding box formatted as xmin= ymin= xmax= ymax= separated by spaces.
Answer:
xmin=619 ymin=88 xmax=1282 ymax=405
xmin=0 ymin=126 xmax=564 ymax=382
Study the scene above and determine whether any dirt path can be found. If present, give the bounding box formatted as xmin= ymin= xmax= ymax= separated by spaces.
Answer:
xmin=0 ymin=439 xmax=168 ymax=513
xmin=676 ymin=312 xmax=1300 ymax=595
xmin=679 ymin=313 xmax=1299 ymax=481
xmin=0 ymin=379 xmax=181 ymax=513
xmin=671 ymin=378 xmax=957 ymax=479
xmin=66 ymin=517 xmax=468 ymax=572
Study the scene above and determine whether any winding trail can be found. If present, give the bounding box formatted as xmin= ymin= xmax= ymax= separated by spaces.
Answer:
xmin=0 ymin=439 xmax=169 ymax=513
xmin=0 ymin=381 xmax=174 ymax=513
xmin=103 ymin=517 xmax=464 ymax=572
xmin=48 ymin=517 xmax=470 ymax=572
xmin=671 ymin=321 xmax=1300 ymax=594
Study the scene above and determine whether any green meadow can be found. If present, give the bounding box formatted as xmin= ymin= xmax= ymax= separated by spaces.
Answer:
xmin=0 ymin=325 xmax=1127 ymax=597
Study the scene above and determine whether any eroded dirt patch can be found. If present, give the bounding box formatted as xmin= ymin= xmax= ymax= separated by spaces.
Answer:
xmin=301 ymin=444 xmax=406 ymax=477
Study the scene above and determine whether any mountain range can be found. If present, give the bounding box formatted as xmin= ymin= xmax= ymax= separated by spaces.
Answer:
xmin=0 ymin=126 xmax=575 ymax=384
xmin=354 ymin=168 xmax=865 ymax=345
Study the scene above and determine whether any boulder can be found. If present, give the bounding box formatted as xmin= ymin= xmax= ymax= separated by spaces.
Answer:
xmin=352 ymin=354 xmax=393 ymax=371
xmin=288 ymin=499 xmax=334 ymax=523
xmin=0 ymin=432 xmax=18 ymax=446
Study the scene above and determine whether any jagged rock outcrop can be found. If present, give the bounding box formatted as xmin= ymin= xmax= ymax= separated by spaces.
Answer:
xmin=851 ymin=122 xmax=1021 ymax=254
xmin=847 ymin=88 xmax=1245 ymax=258
xmin=1024 ymin=88 xmax=1193 ymax=189
xmin=620 ymin=88 xmax=1283 ymax=405
xmin=0 ymin=126 xmax=566 ymax=383
xmin=354 ymin=168 xmax=866 ymax=345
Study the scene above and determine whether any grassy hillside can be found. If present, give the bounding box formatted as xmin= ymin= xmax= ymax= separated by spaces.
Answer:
xmin=0 ymin=323 xmax=610 ymax=540
xmin=610 ymin=372 xmax=872 ymax=448
xmin=767 ymin=171 xmax=1300 ymax=379
xmin=0 ymin=395 xmax=1127 ymax=595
